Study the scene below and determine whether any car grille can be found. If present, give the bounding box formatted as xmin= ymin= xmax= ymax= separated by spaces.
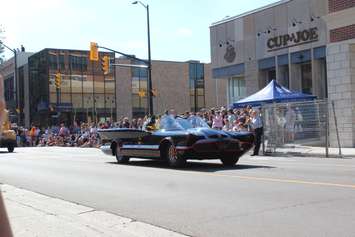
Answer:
xmin=193 ymin=140 xmax=239 ymax=152
xmin=208 ymin=134 xmax=228 ymax=139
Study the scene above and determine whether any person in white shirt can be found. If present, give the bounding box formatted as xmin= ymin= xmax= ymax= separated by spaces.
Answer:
xmin=250 ymin=110 xmax=263 ymax=156
xmin=285 ymin=105 xmax=296 ymax=142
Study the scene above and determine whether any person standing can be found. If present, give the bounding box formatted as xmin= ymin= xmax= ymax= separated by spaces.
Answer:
xmin=212 ymin=111 xmax=223 ymax=130
xmin=250 ymin=110 xmax=263 ymax=156
xmin=285 ymin=105 xmax=296 ymax=142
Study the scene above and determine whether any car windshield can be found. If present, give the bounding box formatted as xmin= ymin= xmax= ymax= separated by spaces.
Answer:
xmin=159 ymin=116 xmax=185 ymax=131
xmin=187 ymin=116 xmax=210 ymax=128
xmin=176 ymin=118 xmax=194 ymax=129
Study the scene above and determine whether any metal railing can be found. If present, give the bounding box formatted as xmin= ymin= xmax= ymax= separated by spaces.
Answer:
xmin=261 ymin=100 xmax=333 ymax=157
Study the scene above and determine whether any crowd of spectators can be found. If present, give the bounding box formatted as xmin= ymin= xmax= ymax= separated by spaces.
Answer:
xmin=14 ymin=106 xmax=261 ymax=148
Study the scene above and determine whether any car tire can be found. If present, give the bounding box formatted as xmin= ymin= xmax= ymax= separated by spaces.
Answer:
xmin=115 ymin=143 xmax=129 ymax=164
xmin=164 ymin=143 xmax=186 ymax=168
xmin=220 ymin=154 xmax=239 ymax=167
xmin=7 ymin=145 xmax=14 ymax=153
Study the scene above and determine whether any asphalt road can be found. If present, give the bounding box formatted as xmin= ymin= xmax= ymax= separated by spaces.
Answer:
xmin=0 ymin=147 xmax=355 ymax=237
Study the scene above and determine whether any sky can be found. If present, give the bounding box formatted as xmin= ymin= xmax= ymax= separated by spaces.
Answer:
xmin=0 ymin=0 xmax=278 ymax=63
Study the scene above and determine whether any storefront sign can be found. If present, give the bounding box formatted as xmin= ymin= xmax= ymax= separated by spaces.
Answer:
xmin=267 ymin=27 xmax=319 ymax=52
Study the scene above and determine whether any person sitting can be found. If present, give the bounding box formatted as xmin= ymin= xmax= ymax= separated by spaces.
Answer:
xmin=143 ymin=115 xmax=157 ymax=131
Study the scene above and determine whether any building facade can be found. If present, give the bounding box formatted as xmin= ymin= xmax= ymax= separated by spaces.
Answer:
xmin=0 ymin=51 xmax=33 ymax=126
xmin=210 ymin=0 xmax=355 ymax=147
xmin=115 ymin=58 xmax=226 ymax=119
xmin=27 ymin=48 xmax=115 ymax=127
xmin=1 ymin=48 xmax=227 ymax=127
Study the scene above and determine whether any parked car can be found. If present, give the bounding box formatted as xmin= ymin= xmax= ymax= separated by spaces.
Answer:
xmin=98 ymin=116 xmax=254 ymax=168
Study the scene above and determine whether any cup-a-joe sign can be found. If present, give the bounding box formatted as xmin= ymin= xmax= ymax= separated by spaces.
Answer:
xmin=267 ymin=27 xmax=319 ymax=52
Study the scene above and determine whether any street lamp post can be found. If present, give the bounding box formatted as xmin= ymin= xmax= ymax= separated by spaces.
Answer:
xmin=132 ymin=1 xmax=153 ymax=116
xmin=0 ymin=41 xmax=19 ymax=124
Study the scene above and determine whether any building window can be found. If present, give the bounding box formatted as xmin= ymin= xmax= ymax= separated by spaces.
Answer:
xmin=189 ymin=63 xmax=205 ymax=112
xmin=70 ymin=55 xmax=87 ymax=71
xmin=49 ymin=54 xmax=57 ymax=70
xmin=278 ymin=65 xmax=289 ymax=88
xmin=4 ymin=76 xmax=14 ymax=101
xmin=301 ymin=63 xmax=312 ymax=94
xmin=59 ymin=54 xmax=65 ymax=71
xmin=132 ymin=66 xmax=148 ymax=118
xmin=228 ymin=77 xmax=246 ymax=103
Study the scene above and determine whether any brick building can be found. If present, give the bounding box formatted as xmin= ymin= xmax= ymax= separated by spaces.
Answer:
xmin=210 ymin=0 xmax=355 ymax=147
xmin=115 ymin=57 xmax=226 ymax=119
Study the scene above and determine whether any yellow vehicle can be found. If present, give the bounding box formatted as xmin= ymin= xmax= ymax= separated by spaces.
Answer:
xmin=0 ymin=109 xmax=16 ymax=152
xmin=0 ymin=76 xmax=16 ymax=152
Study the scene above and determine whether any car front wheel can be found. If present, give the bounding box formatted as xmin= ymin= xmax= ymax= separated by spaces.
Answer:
xmin=7 ymin=146 xmax=15 ymax=153
xmin=115 ymin=143 xmax=129 ymax=164
xmin=7 ymin=145 xmax=14 ymax=153
xmin=220 ymin=154 xmax=239 ymax=167
xmin=165 ymin=143 xmax=186 ymax=168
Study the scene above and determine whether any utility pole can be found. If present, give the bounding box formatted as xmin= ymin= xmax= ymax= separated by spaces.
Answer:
xmin=132 ymin=1 xmax=154 ymax=116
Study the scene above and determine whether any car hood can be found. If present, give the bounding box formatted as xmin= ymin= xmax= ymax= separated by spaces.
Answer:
xmin=185 ymin=127 xmax=230 ymax=139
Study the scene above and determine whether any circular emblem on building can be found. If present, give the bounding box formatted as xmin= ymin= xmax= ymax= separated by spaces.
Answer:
xmin=224 ymin=44 xmax=236 ymax=63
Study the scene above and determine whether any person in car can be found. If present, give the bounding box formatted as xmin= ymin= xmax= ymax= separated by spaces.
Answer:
xmin=143 ymin=115 xmax=157 ymax=131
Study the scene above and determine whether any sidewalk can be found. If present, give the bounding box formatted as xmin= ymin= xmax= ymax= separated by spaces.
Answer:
xmin=1 ymin=184 xmax=187 ymax=237
xmin=265 ymin=145 xmax=355 ymax=158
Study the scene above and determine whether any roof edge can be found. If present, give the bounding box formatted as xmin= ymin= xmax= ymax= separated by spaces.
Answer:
xmin=210 ymin=0 xmax=291 ymax=27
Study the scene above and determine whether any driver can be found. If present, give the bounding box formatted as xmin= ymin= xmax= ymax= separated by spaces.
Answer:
xmin=143 ymin=115 xmax=157 ymax=131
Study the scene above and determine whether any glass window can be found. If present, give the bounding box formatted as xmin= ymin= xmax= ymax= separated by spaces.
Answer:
xmin=61 ymin=74 xmax=71 ymax=93
xmin=61 ymin=93 xmax=71 ymax=103
xmin=189 ymin=63 xmax=205 ymax=111
xmin=94 ymin=94 xmax=105 ymax=109
xmin=94 ymin=75 xmax=105 ymax=94
xmin=83 ymin=94 xmax=94 ymax=109
xmin=4 ymin=76 xmax=14 ymax=101
xmin=49 ymin=54 xmax=57 ymax=70
xmin=72 ymin=93 xmax=83 ymax=109
xmin=279 ymin=65 xmax=289 ymax=88
xmin=301 ymin=63 xmax=312 ymax=94
xmin=132 ymin=65 xmax=148 ymax=117
xmin=228 ymin=77 xmax=246 ymax=103
xmin=59 ymin=54 xmax=65 ymax=71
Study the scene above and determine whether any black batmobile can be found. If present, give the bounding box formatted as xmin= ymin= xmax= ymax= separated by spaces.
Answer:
xmin=98 ymin=116 xmax=254 ymax=168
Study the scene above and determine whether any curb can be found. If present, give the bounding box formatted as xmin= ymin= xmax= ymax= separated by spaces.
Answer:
xmin=1 ymin=184 xmax=189 ymax=237
xmin=264 ymin=152 xmax=353 ymax=159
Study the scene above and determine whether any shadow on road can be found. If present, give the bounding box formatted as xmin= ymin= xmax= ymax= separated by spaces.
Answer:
xmin=0 ymin=151 xmax=12 ymax=154
xmin=106 ymin=160 xmax=275 ymax=172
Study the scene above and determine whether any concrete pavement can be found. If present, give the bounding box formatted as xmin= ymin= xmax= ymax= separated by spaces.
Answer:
xmin=267 ymin=144 xmax=355 ymax=158
xmin=1 ymin=184 xmax=187 ymax=237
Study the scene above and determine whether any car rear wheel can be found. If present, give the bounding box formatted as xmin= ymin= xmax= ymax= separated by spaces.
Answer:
xmin=220 ymin=154 xmax=239 ymax=167
xmin=7 ymin=145 xmax=14 ymax=153
xmin=165 ymin=143 xmax=186 ymax=168
xmin=115 ymin=143 xmax=129 ymax=164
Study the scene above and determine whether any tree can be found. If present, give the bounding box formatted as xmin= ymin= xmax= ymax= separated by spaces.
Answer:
xmin=0 ymin=26 xmax=5 ymax=65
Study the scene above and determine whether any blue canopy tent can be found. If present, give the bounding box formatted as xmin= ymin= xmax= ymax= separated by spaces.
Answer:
xmin=232 ymin=80 xmax=316 ymax=108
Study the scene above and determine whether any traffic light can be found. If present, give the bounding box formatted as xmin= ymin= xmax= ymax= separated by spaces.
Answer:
xmin=138 ymin=89 xmax=146 ymax=98
xmin=55 ymin=73 xmax=61 ymax=89
xmin=101 ymin=56 xmax=110 ymax=75
xmin=90 ymin=42 xmax=98 ymax=61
